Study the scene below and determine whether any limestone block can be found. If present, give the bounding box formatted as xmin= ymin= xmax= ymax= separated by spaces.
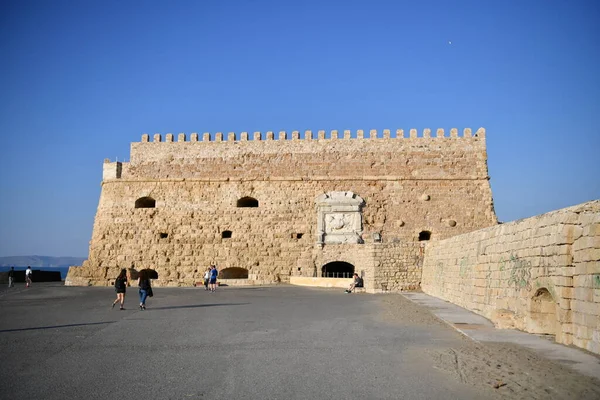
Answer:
xmin=574 ymin=236 xmax=600 ymax=252
xmin=571 ymin=299 xmax=599 ymax=316
xmin=574 ymin=311 xmax=599 ymax=328
xmin=574 ymin=261 xmax=600 ymax=275
xmin=574 ymin=274 xmax=594 ymax=288
xmin=551 ymin=276 xmax=573 ymax=287
xmin=557 ymin=296 xmax=570 ymax=310
xmin=579 ymin=213 xmax=600 ymax=225
xmin=572 ymin=337 xmax=588 ymax=350
xmin=555 ymin=286 xmax=574 ymax=299
xmin=574 ymin=325 xmax=594 ymax=339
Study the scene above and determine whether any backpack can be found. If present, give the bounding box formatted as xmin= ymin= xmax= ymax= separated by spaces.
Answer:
xmin=115 ymin=278 xmax=125 ymax=290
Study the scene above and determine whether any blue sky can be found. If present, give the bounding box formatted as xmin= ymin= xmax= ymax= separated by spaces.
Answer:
xmin=1 ymin=0 xmax=598 ymax=257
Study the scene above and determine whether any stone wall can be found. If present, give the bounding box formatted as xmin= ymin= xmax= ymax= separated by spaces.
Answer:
xmin=67 ymin=127 xmax=497 ymax=290
xmin=421 ymin=200 xmax=600 ymax=354
xmin=372 ymin=242 xmax=423 ymax=292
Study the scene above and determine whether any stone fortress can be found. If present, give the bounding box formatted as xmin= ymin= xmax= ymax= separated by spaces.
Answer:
xmin=66 ymin=127 xmax=599 ymax=355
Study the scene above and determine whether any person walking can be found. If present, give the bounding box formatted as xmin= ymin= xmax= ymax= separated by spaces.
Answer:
xmin=203 ymin=267 xmax=211 ymax=291
xmin=209 ymin=264 xmax=218 ymax=292
xmin=25 ymin=266 xmax=32 ymax=288
xmin=138 ymin=270 xmax=152 ymax=310
xmin=112 ymin=269 xmax=128 ymax=310
xmin=8 ymin=267 xmax=15 ymax=288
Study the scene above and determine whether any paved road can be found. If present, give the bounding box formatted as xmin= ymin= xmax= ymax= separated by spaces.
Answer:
xmin=0 ymin=283 xmax=486 ymax=399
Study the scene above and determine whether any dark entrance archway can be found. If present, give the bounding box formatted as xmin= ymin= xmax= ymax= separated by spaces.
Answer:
xmin=321 ymin=261 xmax=355 ymax=278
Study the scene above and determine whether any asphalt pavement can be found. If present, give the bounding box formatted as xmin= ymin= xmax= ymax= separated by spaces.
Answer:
xmin=0 ymin=283 xmax=485 ymax=400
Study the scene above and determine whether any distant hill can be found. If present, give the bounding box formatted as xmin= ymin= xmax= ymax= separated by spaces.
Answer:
xmin=0 ymin=256 xmax=86 ymax=268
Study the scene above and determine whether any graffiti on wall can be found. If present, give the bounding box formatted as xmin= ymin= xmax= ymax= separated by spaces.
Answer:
xmin=500 ymin=254 xmax=532 ymax=291
xmin=412 ymin=255 xmax=424 ymax=269
xmin=483 ymin=268 xmax=493 ymax=304
xmin=435 ymin=262 xmax=444 ymax=283
xmin=459 ymin=257 xmax=471 ymax=278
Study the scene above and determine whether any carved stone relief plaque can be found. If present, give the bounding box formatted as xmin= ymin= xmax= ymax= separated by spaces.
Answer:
xmin=315 ymin=191 xmax=364 ymax=244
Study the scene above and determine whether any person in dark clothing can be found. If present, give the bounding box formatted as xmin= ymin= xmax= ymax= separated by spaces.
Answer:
xmin=138 ymin=270 xmax=152 ymax=310
xmin=345 ymin=273 xmax=364 ymax=293
xmin=112 ymin=269 xmax=128 ymax=310
xmin=209 ymin=264 xmax=218 ymax=292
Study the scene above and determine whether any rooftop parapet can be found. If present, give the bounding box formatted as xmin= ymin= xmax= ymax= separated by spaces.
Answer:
xmin=102 ymin=159 xmax=122 ymax=180
xmin=139 ymin=128 xmax=486 ymax=143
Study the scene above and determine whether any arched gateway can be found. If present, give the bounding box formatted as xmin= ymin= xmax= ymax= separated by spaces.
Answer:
xmin=321 ymin=261 xmax=355 ymax=279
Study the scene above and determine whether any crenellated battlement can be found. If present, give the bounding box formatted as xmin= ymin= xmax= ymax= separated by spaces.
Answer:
xmin=126 ymin=126 xmax=490 ymax=181
xmin=140 ymin=128 xmax=485 ymax=143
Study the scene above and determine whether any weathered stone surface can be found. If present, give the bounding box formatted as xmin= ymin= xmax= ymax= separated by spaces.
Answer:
xmin=421 ymin=200 xmax=600 ymax=355
xmin=68 ymin=128 xmax=497 ymax=293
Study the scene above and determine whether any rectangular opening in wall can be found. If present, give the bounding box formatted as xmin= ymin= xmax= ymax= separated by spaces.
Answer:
xmin=159 ymin=233 xmax=168 ymax=239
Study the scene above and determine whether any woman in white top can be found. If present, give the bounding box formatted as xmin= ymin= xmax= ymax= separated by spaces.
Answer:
xmin=203 ymin=268 xmax=211 ymax=290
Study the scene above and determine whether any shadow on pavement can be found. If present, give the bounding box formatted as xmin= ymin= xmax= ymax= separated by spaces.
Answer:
xmin=0 ymin=321 xmax=116 ymax=333
xmin=148 ymin=302 xmax=250 ymax=311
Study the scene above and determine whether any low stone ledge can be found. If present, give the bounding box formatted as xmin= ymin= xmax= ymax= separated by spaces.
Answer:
xmin=290 ymin=276 xmax=353 ymax=289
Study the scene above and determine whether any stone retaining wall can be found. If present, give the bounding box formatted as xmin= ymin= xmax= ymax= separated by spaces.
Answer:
xmin=421 ymin=200 xmax=600 ymax=354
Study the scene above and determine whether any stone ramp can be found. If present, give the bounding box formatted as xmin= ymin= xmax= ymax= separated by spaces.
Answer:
xmin=403 ymin=292 xmax=600 ymax=380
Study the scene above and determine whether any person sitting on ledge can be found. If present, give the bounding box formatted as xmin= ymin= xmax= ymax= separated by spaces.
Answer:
xmin=345 ymin=273 xmax=363 ymax=293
